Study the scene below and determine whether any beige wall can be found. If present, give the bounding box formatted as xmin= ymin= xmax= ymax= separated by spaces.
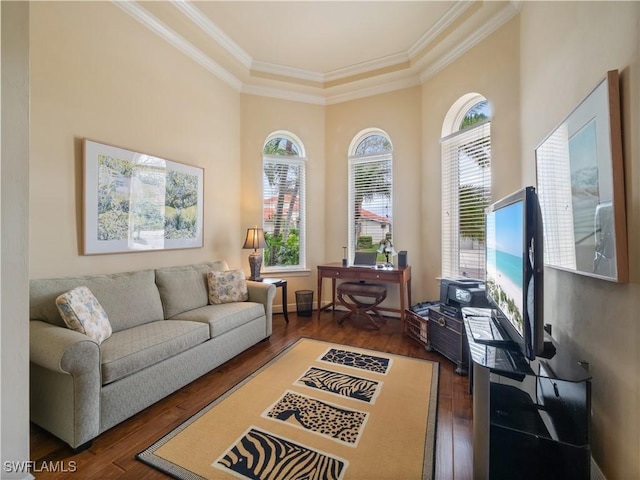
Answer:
xmin=240 ymin=94 xmax=325 ymax=310
xmin=29 ymin=2 xmax=242 ymax=279
xmin=520 ymin=3 xmax=640 ymax=478
xmin=19 ymin=2 xmax=640 ymax=477
xmin=421 ymin=18 xmax=521 ymax=300
xmin=325 ymin=86 xmax=423 ymax=306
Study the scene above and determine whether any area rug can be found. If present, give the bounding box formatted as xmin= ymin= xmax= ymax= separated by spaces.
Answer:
xmin=137 ymin=338 xmax=439 ymax=480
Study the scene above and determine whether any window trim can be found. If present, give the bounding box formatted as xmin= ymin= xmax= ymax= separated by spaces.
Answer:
xmin=262 ymin=131 xmax=306 ymax=273
xmin=441 ymin=97 xmax=491 ymax=280
xmin=441 ymin=92 xmax=487 ymax=137
xmin=263 ymin=130 xmax=306 ymax=157
xmin=347 ymin=128 xmax=393 ymax=263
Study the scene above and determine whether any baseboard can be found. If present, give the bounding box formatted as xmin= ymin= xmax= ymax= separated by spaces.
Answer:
xmin=274 ymin=301 xmax=404 ymax=318
xmin=274 ymin=301 xmax=327 ymax=313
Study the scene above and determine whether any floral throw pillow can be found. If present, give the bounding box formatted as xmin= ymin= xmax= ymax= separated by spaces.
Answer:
xmin=56 ymin=286 xmax=112 ymax=344
xmin=207 ymin=270 xmax=249 ymax=304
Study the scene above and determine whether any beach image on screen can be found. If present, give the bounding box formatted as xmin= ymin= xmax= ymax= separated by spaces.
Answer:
xmin=486 ymin=201 xmax=524 ymax=336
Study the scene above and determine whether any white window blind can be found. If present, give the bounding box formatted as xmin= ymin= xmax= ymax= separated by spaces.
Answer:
xmin=348 ymin=153 xmax=393 ymax=260
xmin=262 ymin=154 xmax=306 ymax=270
xmin=441 ymin=120 xmax=491 ymax=279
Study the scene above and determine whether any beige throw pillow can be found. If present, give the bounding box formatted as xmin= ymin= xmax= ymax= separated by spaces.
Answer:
xmin=56 ymin=286 xmax=113 ymax=344
xmin=207 ymin=270 xmax=249 ymax=304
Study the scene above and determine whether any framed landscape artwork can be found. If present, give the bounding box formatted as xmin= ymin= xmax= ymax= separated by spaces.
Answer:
xmin=535 ymin=70 xmax=628 ymax=283
xmin=83 ymin=139 xmax=204 ymax=255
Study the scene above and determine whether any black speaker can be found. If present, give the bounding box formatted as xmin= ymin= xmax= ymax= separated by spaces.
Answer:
xmin=398 ymin=250 xmax=408 ymax=267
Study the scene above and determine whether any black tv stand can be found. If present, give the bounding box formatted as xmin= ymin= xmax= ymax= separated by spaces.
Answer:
xmin=462 ymin=308 xmax=592 ymax=479
xmin=490 ymin=383 xmax=550 ymax=437
xmin=465 ymin=310 xmax=514 ymax=349
xmin=540 ymin=332 xmax=557 ymax=358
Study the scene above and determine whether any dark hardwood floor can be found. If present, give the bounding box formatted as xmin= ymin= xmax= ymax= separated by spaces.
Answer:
xmin=30 ymin=311 xmax=473 ymax=479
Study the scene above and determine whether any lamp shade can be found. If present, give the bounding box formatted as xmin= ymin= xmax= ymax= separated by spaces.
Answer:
xmin=242 ymin=227 xmax=267 ymax=250
xmin=243 ymin=227 xmax=267 ymax=281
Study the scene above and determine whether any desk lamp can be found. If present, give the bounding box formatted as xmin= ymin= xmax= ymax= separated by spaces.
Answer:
xmin=242 ymin=227 xmax=267 ymax=281
xmin=377 ymin=233 xmax=397 ymax=266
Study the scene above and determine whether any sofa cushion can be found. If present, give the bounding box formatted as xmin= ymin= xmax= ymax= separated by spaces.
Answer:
xmin=100 ymin=320 xmax=209 ymax=385
xmin=30 ymin=270 xmax=164 ymax=332
xmin=55 ymin=286 xmax=113 ymax=344
xmin=155 ymin=261 xmax=229 ymax=318
xmin=207 ymin=269 xmax=249 ymax=304
xmin=170 ymin=302 xmax=265 ymax=338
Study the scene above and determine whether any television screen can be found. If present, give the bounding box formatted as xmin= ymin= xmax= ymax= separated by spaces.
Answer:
xmin=485 ymin=200 xmax=525 ymax=338
xmin=485 ymin=186 xmax=544 ymax=360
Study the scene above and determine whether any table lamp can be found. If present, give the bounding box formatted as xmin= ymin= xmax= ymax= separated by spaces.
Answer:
xmin=242 ymin=227 xmax=267 ymax=281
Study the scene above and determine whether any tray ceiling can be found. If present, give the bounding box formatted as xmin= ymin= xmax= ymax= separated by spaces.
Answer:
xmin=115 ymin=1 xmax=521 ymax=104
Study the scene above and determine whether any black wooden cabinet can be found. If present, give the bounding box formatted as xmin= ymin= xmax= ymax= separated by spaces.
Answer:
xmin=427 ymin=307 xmax=468 ymax=375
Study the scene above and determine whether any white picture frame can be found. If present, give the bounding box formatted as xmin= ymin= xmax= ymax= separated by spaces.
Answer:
xmin=535 ymin=70 xmax=628 ymax=282
xmin=83 ymin=139 xmax=204 ymax=255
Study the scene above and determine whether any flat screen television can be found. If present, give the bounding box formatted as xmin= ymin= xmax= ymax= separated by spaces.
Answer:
xmin=485 ymin=186 xmax=544 ymax=360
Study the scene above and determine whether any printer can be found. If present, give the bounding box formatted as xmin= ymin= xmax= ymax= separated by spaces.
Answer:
xmin=439 ymin=277 xmax=490 ymax=317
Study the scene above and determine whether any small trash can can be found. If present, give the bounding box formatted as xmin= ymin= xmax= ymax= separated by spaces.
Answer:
xmin=295 ymin=290 xmax=314 ymax=317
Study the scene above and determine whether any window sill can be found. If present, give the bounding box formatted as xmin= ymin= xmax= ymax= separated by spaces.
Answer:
xmin=262 ymin=269 xmax=311 ymax=278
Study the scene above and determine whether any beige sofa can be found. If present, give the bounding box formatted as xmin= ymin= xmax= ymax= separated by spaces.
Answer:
xmin=29 ymin=262 xmax=275 ymax=450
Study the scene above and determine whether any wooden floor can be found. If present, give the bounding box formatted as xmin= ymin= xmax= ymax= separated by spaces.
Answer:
xmin=30 ymin=311 xmax=473 ymax=480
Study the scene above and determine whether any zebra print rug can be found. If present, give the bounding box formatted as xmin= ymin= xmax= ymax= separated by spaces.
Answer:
xmin=137 ymin=338 xmax=439 ymax=480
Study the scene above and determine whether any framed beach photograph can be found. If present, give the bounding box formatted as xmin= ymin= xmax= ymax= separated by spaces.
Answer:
xmin=83 ymin=139 xmax=204 ymax=255
xmin=535 ymin=70 xmax=628 ymax=283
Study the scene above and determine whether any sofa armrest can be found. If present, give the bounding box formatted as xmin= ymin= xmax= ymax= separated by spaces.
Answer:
xmin=30 ymin=320 xmax=99 ymax=372
xmin=30 ymin=320 xmax=101 ymax=449
xmin=246 ymin=281 xmax=276 ymax=336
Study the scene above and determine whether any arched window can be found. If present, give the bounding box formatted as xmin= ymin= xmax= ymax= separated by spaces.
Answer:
xmin=348 ymin=129 xmax=393 ymax=264
xmin=441 ymin=94 xmax=491 ymax=279
xmin=262 ymin=131 xmax=306 ymax=271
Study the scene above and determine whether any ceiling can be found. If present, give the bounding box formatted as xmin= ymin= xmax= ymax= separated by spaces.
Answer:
xmin=115 ymin=1 xmax=521 ymax=105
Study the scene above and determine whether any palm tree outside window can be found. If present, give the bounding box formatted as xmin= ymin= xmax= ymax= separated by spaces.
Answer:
xmin=262 ymin=131 xmax=306 ymax=271
xmin=441 ymin=96 xmax=491 ymax=279
xmin=348 ymin=129 xmax=393 ymax=263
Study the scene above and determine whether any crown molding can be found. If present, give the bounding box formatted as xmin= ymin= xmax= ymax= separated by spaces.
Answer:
xmin=251 ymin=61 xmax=325 ymax=84
xmin=241 ymin=73 xmax=422 ymax=106
xmin=171 ymin=0 xmax=457 ymax=85
xmin=113 ymin=1 xmax=243 ymax=91
xmin=407 ymin=1 xmax=474 ymax=58
xmin=324 ymin=51 xmax=410 ymax=83
xmin=252 ymin=46 xmax=409 ymax=84
xmin=241 ymin=84 xmax=327 ymax=105
xmin=171 ymin=0 xmax=252 ymax=69
xmin=325 ymin=76 xmax=421 ymax=105
xmin=172 ymin=1 xmax=326 ymax=83
xmin=418 ymin=0 xmax=522 ymax=83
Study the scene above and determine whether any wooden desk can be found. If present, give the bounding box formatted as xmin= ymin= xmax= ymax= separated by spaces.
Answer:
xmin=317 ymin=263 xmax=412 ymax=323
